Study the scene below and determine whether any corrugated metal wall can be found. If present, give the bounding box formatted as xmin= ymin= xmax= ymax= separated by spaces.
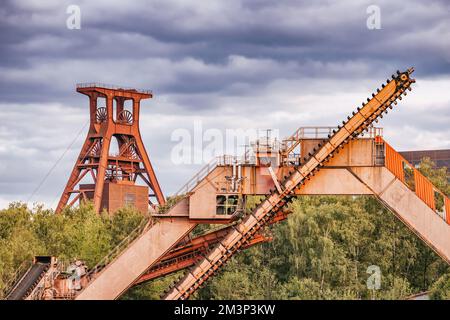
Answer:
xmin=382 ymin=138 xmax=448 ymax=224
xmin=384 ymin=142 xmax=405 ymax=182
xmin=446 ymin=197 xmax=450 ymax=225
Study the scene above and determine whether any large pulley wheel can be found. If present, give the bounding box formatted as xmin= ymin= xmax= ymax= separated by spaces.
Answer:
xmin=96 ymin=107 xmax=107 ymax=123
xmin=117 ymin=110 xmax=133 ymax=124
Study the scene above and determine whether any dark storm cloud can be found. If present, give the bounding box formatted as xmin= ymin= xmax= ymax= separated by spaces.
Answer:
xmin=1 ymin=0 xmax=449 ymax=103
xmin=0 ymin=0 xmax=449 ymax=206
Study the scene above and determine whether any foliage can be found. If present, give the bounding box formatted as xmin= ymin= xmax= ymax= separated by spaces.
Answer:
xmin=429 ymin=274 xmax=450 ymax=299
xmin=0 ymin=158 xmax=448 ymax=299
xmin=0 ymin=202 xmax=143 ymax=297
xmin=191 ymin=193 xmax=448 ymax=300
xmin=191 ymin=158 xmax=449 ymax=300
xmin=417 ymin=157 xmax=449 ymax=196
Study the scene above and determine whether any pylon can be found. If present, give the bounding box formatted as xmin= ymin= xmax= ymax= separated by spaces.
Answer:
xmin=56 ymin=84 xmax=165 ymax=214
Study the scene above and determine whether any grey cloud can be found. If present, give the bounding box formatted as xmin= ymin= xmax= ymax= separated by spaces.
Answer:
xmin=1 ymin=0 xmax=449 ymax=105
xmin=0 ymin=0 xmax=449 ymax=206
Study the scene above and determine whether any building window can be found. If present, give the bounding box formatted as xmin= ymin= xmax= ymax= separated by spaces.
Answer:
xmin=216 ymin=195 xmax=239 ymax=215
xmin=124 ymin=193 xmax=136 ymax=207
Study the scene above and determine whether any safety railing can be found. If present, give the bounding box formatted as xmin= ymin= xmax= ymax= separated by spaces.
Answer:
xmin=380 ymin=137 xmax=450 ymax=224
xmin=174 ymin=151 xmax=258 ymax=197
xmin=216 ymin=154 xmax=256 ymax=166
xmin=85 ymin=217 xmax=155 ymax=280
xmin=282 ymin=126 xmax=383 ymax=155
xmin=285 ymin=126 xmax=383 ymax=141
xmin=251 ymin=139 xmax=280 ymax=153
xmin=366 ymin=126 xmax=383 ymax=138
xmin=174 ymin=158 xmax=218 ymax=196
xmin=76 ymin=83 xmax=152 ymax=95
xmin=287 ymin=126 xmax=337 ymax=141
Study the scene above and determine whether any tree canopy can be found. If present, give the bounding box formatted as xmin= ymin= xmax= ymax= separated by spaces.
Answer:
xmin=1 ymin=157 xmax=449 ymax=299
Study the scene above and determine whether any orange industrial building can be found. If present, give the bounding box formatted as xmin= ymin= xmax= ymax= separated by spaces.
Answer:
xmin=3 ymin=68 xmax=450 ymax=300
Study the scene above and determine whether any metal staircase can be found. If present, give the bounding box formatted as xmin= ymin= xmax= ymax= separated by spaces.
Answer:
xmin=350 ymin=137 xmax=450 ymax=263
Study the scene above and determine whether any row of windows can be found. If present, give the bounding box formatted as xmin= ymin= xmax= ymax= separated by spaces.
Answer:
xmin=216 ymin=195 xmax=240 ymax=215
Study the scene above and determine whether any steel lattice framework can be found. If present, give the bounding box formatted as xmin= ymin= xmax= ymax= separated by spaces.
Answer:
xmin=56 ymin=84 xmax=165 ymax=213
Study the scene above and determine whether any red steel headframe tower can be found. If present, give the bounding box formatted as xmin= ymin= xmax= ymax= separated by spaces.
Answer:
xmin=56 ymin=84 xmax=165 ymax=214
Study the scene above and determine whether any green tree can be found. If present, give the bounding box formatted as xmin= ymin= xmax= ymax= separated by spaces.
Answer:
xmin=429 ymin=274 xmax=450 ymax=299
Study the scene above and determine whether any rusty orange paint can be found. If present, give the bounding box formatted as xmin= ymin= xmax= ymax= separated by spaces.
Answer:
xmin=446 ymin=197 xmax=450 ymax=225
xmin=381 ymin=137 xmax=450 ymax=225
xmin=414 ymin=170 xmax=435 ymax=210
xmin=134 ymin=229 xmax=270 ymax=286
xmin=384 ymin=141 xmax=405 ymax=182
xmin=56 ymin=84 xmax=166 ymax=214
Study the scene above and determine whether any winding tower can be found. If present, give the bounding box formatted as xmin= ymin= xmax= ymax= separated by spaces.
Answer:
xmin=55 ymin=84 xmax=165 ymax=214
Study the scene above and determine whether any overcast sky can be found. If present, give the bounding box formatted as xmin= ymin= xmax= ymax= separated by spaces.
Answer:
xmin=0 ymin=0 xmax=449 ymax=208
